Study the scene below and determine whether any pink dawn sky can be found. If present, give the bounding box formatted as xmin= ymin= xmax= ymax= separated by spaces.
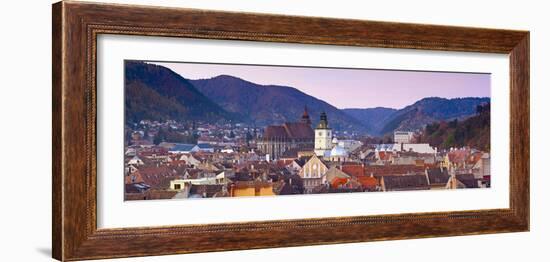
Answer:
xmin=151 ymin=61 xmax=490 ymax=109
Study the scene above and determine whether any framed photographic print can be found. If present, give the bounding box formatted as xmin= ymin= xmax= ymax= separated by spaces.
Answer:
xmin=52 ymin=1 xmax=529 ymax=261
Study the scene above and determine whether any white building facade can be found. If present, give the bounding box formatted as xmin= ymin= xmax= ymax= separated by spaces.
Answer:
xmin=314 ymin=112 xmax=333 ymax=157
xmin=394 ymin=131 xmax=414 ymax=144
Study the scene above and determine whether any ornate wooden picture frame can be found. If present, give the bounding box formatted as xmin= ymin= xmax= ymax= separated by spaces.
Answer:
xmin=52 ymin=1 xmax=529 ymax=261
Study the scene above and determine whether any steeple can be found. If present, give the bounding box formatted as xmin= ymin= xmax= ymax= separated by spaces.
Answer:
xmin=316 ymin=111 xmax=329 ymax=129
xmin=314 ymin=111 xmax=332 ymax=157
xmin=301 ymin=105 xmax=312 ymax=125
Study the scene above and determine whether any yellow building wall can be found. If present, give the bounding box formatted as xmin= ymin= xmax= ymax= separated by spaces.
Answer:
xmin=233 ymin=188 xmax=256 ymax=197
xmin=233 ymin=186 xmax=275 ymax=197
xmin=259 ymin=187 xmax=275 ymax=196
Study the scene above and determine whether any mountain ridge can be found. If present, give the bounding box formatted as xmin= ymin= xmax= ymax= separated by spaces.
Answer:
xmin=124 ymin=61 xmax=237 ymax=123
xmin=420 ymin=103 xmax=490 ymax=151
xmin=343 ymin=97 xmax=490 ymax=136
xmin=190 ymin=75 xmax=368 ymax=132
xmin=125 ymin=62 xmax=490 ymax=137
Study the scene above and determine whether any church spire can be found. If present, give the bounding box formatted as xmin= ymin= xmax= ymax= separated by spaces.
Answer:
xmin=316 ymin=111 xmax=329 ymax=129
xmin=301 ymin=105 xmax=312 ymax=125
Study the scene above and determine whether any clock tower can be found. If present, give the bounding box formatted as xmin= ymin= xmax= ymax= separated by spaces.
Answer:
xmin=314 ymin=112 xmax=333 ymax=157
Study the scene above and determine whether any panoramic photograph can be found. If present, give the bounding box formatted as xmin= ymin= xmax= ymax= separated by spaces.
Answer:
xmin=123 ymin=60 xmax=491 ymax=201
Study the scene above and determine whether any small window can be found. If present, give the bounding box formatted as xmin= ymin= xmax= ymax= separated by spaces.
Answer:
xmin=174 ymin=184 xmax=181 ymax=190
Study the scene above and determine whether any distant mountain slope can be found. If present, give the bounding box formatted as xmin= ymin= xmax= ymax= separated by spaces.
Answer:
xmin=190 ymin=75 xmax=367 ymax=132
xmin=343 ymin=97 xmax=490 ymax=136
xmin=124 ymin=61 xmax=237 ymax=123
xmin=379 ymin=97 xmax=490 ymax=135
xmin=125 ymin=61 xmax=489 ymax=137
xmin=342 ymin=107 xmax=397 ymax=134
xmin=420 ymin=103 xmax=490 ymax=151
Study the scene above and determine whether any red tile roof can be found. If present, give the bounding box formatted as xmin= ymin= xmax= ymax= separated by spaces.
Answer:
xmin=356 ymin=176 xmax=378 ymax=188
xmin=264 ymin=125 xmax=288 ymax=138
xmin=125 ymin=171 xmax=145 ymax=184
xmin=448 ymin=150 xmax=469 ymax=163
xmin=283 ymin=122 xmax=314 ymax=139
xmin=331 ymin=177 xmax=349 ymax=188
xmin=263 ymin=122 xmax=313 ymax=140
xmin=363 ymin=165 xmax=425 ymax=177
xmin=275 ymin=159 xmax=294 ymax=168
xmin=383 ymin=174 xmax=429 ymax=191
xmin=137 ymin=166 xmax=182 ymax=189
xmin=341 ymin=164 xmax=365 ymax=177
xmin=377 ymin=151 xmax=393 ymax=161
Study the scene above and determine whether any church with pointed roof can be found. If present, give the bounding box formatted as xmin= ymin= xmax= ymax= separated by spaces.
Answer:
xmin=257 ymin=107 xmax=315 ymax=160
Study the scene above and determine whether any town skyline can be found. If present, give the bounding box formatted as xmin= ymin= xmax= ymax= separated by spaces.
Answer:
xmin=124 ymin=60 xmax=491 ymax=201
xmin=151 ymin=61 xmax=490 ymax=109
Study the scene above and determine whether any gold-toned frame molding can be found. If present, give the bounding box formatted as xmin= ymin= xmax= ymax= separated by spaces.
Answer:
xmin=52 ymin=1 xmax=529 ymax=261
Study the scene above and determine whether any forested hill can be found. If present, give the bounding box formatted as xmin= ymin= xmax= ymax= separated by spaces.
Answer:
xmin=124 ymin=61 xmax=237 ymax=123
xmin=125 ymin=61 xmax=490 ymax=139
xmin=344 ymin=97 xmax=490 ymax=136
xmin=419 ymin=103 xmax=490 ymax=151
xmin=190 ymin=75 xmax=367 ymax=132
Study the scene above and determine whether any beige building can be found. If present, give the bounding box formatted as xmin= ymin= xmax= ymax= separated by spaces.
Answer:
xmin=299 ymin=154 xmax=329 ymax=193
